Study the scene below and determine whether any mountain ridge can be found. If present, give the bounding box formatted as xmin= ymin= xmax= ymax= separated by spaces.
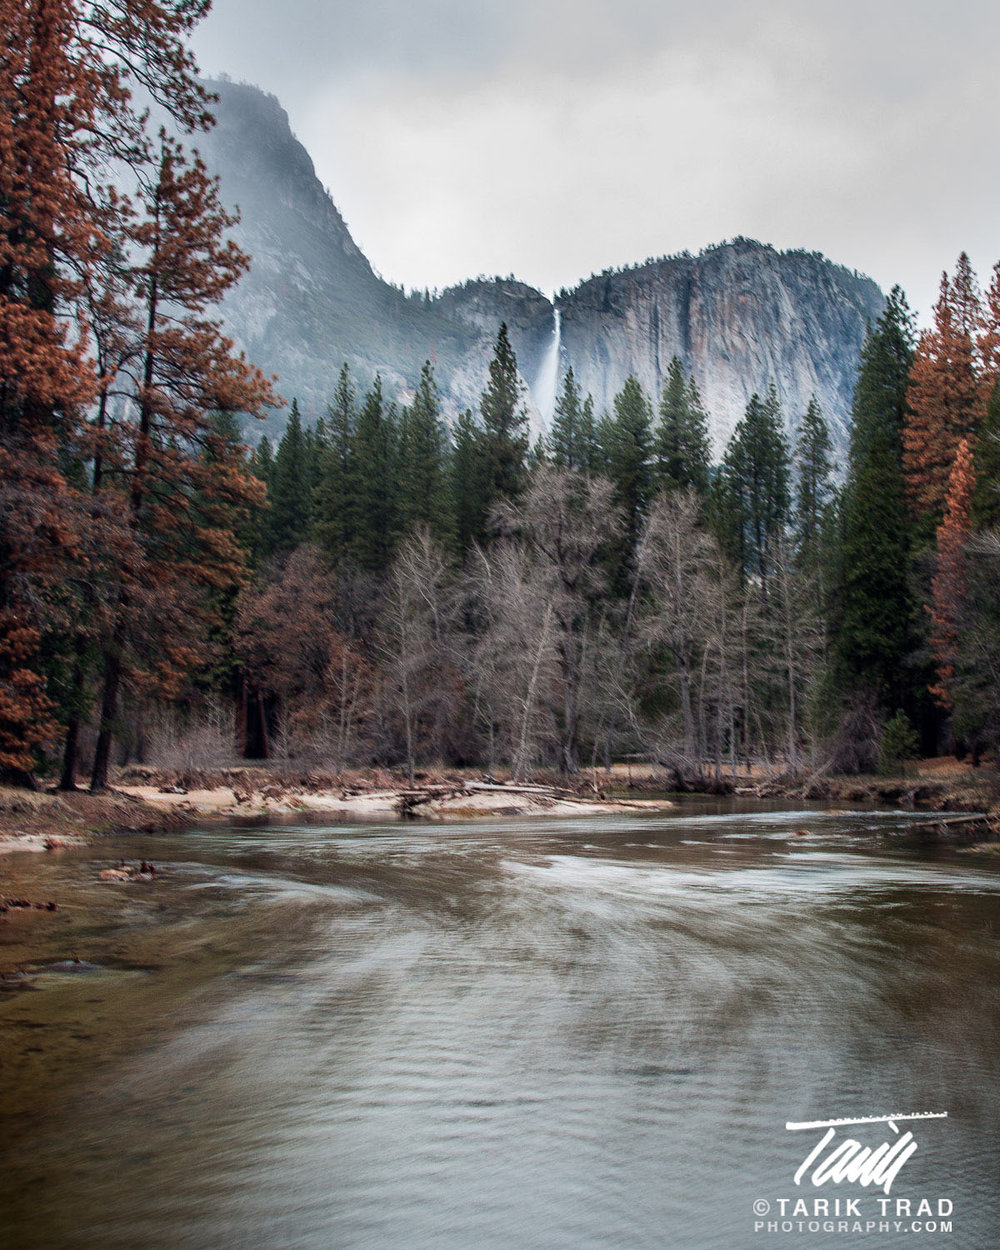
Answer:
xmin=198 ymin=79 xmax=885 ymax=453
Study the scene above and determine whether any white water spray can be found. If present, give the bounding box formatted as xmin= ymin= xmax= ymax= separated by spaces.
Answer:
xmin=532 ymin=306 xmax=561 ymax=425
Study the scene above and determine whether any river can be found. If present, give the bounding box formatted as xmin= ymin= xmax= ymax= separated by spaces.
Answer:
xmin=2 ymin=804 xmax=998 ymax=1248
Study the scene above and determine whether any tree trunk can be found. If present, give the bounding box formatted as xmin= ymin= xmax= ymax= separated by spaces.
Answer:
xmin=90 ymin=620 xmax=125 ymax=791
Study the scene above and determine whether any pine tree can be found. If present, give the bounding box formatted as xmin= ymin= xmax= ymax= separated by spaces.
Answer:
xmin=348 ymin=375 xmax=399 ymax=572
xmin=655 ymin=357 xmax=711 ymax=493
xmin=398 ymin=361 xmax=451 ymax=543
xmin=903 ymin=255 xmax=986 ymax=526
xmin=0 ymin=0 xmax=108 ymax=776
xmin=528 ymin=432 xmax=547 ymax=470
xmin=0 ymin=0 xmax=99 ymax=436
xmin=252 ymin=435 xmax=274 ymax=484
xmin=578 ymin=393 xmax=599 ymax=474
xmin=241 ymin=435 xmax=273 ymax=567
xmin=88 ymin=132 xmax=275 ymax=790
xmin=479 ymin=322 xmax=530 ymax=511
xmin=549 ymin=367 xmax=599 ymax=472
xmin=970 ymin=379 xmax=1000 ymax=528
xmin=304 ymin=414 xmax=328 ymax=506
xmin=928 ymin=437 xmax=974 ymax=709
xmin=449 ymin=409 xmax=487 ymax=556
xmin=603 ymin=375 xmax=655 ymax=571
xmin=0 ymin=0 xmax=257 ymax=782
xmin=878 ymin=711 xmax=920 ymax=775
xmin=836 ymin=288 xmax=916 ymax=707
xmin=266 ymin=400 xmax=311 ymax=556
xmin=189 ymin=409 xmax=260 ymax=698
xmin=793 ymin=396 xmax=834 ymax=566
xmin=0 ymin=0 xmax=212 ymax=439
xmin=980 ymin=260 xmax=1000 ymax=380
xmin=716 ymin=386 xmax=791 ymax=584
xmin=593 ymin=408 xmax=615 ymax=477
xmin=971 ymin=261 xmax=1000 ymax=527
xmin=313 ymin=363 xmax=356 ymax=563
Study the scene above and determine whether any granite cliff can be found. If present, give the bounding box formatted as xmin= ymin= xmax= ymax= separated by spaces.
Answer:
xmin=557 ymin=242 xmax=884 ymax=453
xmin=197 ymin=80 xmax=884 ymax=453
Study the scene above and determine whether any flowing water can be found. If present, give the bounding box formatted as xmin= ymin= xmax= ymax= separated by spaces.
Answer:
xmin=2 ymin=805 xmax=999 ymax=1248
xmin=533 ymin=306 xmax=562 ymax=423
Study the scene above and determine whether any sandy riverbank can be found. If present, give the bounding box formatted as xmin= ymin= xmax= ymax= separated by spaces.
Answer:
xmin=0 ymin=769 xmax=672 ymax=855
xmin=112 ymin=774 xmax=668 ymax=824
xmin=0 ymin=786 xmax=192 ymax=856
xmin=5 ymin=755 xmax=1000 ymax=856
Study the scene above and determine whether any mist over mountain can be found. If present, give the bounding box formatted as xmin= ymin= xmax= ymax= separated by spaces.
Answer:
xmin=199 ymin=79 xmax=885 ymax=452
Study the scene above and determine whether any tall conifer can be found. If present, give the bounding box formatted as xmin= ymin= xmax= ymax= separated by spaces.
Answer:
xmin=793 ymin=396 xmax=834 ymax=567
xmin=449 ymin=408 xmax=486 ymax=555
xmin=603 ymin=375 xmax=655 ymax=574
xmin=479 ymin=323 xmax=530 ymax=509
xmin=928 ymin=437 xmax=974 ymax=710
xmin=399 ymin=361 xmax=451 ymax=543
xmin=655 ymin=357 xmax=711 ymax=493
xmin=549 ymin=367 xmax=598 ymax=472
xmin=89 ymin=132 xmax=275 ymax=789
xmin=716 ymin=386 xmax=790 ymax=583
xmin=970 ymin=379 xmax=1000 ymax=529
xmin=313 ymin=363 xmax=356 ymax=563
xmin=903 ymin=255 xmax=986 ymax=527
xmin=348 ymin=376 xmax=399 ymax=572
xmin=0 ymin=0 xmax=215 ymax=779
xmin=836 ymin=288 xmax=916 ymax=706
xmin=267 ymin=400 xmax=311 ymax=556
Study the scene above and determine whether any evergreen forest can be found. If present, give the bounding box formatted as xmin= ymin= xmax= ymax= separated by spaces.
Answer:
xmin=4 ymin=2 xmax=1000 ymax=791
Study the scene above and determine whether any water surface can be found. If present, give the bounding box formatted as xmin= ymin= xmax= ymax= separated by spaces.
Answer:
xmin=2 ymin=806 xmax=998 ymax=1248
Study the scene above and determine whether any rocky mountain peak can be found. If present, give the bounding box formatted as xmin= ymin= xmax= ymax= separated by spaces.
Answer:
xmin=195 ymin=79 xmax=884 ymax=454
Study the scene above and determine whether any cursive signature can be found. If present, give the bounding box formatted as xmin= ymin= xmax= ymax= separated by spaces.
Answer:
xmin=786 ymin=1113 xmax=948 ymax=1196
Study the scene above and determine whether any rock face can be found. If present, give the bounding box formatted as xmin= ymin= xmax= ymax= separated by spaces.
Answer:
xmin=196 ymin=82 xmax=482 ymax=432
xmin=197 ymin=80 xmax=884 ymax=454
xmin=435 ymin=278 xmax=556 ymax=409
xmin=558 ymin=241 xmax=885 ymax=454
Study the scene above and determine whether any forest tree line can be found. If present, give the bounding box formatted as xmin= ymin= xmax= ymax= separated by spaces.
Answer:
xmin=231 ymin=252 xmax=1000 ymax=785
xmin=3 ymin=4 xmax=1000 ymax=789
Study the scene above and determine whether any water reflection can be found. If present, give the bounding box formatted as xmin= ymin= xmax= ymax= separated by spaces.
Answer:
xmin=2 ymin=809 xmax=999 ymax=1248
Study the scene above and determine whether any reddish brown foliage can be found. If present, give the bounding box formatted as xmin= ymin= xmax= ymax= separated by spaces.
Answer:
xmin=0 ymin=2 xmax=275 ymax=782
xmin=981 ymin=261 xmax=1000 ymax=382
xmin=928 ymin=437 xmax=974 ymax=709
xmin=235 ymin=547 xmax=374 ymax=761
xmin=0 ymin=612 xmax=58 ymax=773
xmin=88 ymin=140 xmax=276 ymax=788
xmin=903 ymin=256 xmax=986 ymax=522
xmin=0 ymin=0 xmax=102 ymax=427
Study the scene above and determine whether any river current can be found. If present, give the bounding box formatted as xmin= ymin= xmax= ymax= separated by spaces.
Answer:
xmin=2 ymin=805 xmax=999 ymax=1248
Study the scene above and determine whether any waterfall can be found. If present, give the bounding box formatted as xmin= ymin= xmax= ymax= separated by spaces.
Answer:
xmin=532 ymin=306 xmax=561 ymax=425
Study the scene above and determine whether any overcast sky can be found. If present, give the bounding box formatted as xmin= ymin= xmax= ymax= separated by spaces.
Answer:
xmin=192 ymin=0 xmax=998 ymax=324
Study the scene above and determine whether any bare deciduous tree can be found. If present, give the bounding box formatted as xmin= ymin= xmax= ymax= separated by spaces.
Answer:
xmin=495 ymin=467 xmax=620 ymax=772
xmin=466 ymin=540 xmax=559 ymax=781
xmin=637 ymin=490 xmax=743 ymax=783
xmin=378 ymin=528 xmax=461 ymax=785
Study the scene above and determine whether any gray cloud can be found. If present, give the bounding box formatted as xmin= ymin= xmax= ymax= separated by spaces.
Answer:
xmin=192 ymin=0 xmax=1000 ymax=322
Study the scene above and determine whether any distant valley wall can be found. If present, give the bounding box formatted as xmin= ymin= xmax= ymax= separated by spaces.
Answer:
xmin=198 ymin=80 xmax=884 ymax=453
xmin=558 ymin=242 xmax=884 ymax=454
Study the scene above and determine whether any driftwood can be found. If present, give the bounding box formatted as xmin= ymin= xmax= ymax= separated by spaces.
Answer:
xmin=393 ymin=779 xmax=651 ymax=817
xmin=395 ymin=785 xmax=469 ymax=816
xmin=464 ymin=781 xmax=581 ymax=799
xmin=919 ymin=814 xmax=1000 ymax=835
xmin=924 ymin=813 xmax=989 ymax=827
